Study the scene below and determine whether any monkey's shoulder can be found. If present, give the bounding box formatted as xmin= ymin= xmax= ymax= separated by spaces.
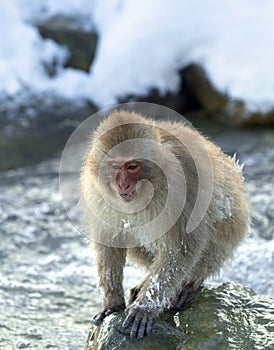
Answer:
xmin=154 ymin=121 xmax=212 ymax=160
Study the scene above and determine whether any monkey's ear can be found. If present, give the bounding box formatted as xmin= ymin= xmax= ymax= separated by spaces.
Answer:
xmin=157 ymin=131 xmax=185 ymax=160
xmin=159 ymin=131 xmax=179 ymax=150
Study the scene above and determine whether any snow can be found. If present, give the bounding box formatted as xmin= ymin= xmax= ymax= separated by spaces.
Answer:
xmin=0 ymin=2 xmax=69 ymax=96
xmin=18 ymin=0 xmax=95 ymax=30
xmin=122 ymin=219 xmax=131 ymax=229
xmin=1 ymin=0 xmax=274 ymax=114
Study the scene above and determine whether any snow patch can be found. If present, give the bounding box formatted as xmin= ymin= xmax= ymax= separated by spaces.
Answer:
xmin=122 ymin=219 xmax=131 ymax=229
xmin=212 ymin=194 xmax=233 ymax=222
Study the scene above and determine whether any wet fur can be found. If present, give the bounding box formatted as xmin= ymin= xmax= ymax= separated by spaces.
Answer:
xmin=80 ymin=110 xmax=249 ymax=337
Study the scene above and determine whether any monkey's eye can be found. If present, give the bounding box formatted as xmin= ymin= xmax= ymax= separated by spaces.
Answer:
xmin=127 ymin=163 xmax=142 ymax=173
xmin=127 ymin=164 xmax=138 ymax=170
xmin=110 ymin=164 xmax=121 ymax=170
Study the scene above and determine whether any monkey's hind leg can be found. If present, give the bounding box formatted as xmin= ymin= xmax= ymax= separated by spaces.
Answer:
xmin=128 ymin=275 xmax=149 ymax=304
xmin=170 ymin=283 xmax=200 ymax=310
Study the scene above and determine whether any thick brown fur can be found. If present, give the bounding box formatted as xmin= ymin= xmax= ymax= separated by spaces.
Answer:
xmin=80 ymin=110 xmax=249 ymax=338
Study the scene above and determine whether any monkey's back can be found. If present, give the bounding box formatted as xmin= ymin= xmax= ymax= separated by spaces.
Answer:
xmin=153 ymin=119 xmax=249 ymax=280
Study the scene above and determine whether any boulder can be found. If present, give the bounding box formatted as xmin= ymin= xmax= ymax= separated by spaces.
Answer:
xmin=121 ymin=64 xmax=274 ymax=127
xmin=35 ymin=17 xmax=98 ymax=72
xmin=85 ymin=282 xmax=274 ymax=350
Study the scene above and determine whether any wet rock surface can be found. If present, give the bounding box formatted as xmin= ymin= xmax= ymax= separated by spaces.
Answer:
xmin=0 ymin=126 xmax=274 ymax=349
xmin=85 ymin=282 xmax=274 ymax=350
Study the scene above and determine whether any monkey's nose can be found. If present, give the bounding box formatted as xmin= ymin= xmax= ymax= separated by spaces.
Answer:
xmin=117 ymin=183 xmax=130 ymax=191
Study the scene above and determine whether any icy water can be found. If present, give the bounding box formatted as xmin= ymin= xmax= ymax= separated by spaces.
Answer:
xmin=0 ymin=127 xmax=274 ymax=349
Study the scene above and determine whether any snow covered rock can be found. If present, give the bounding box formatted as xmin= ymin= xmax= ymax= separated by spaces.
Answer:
xmin=35 ymin=17 xmax=97 ymax=72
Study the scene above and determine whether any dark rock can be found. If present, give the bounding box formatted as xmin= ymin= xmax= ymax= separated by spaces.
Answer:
xmin=120 ymin=64 xmax=274 ymax=126
xmin=181 ymin=64 xmax=228 ymax=114
xmin=240 ymin=110 xmax=274 ymax=126
xmin=119 ymin=66 xmax=204 ymax=117
xmin=85 ymin=282 xmax=274 ymax=350
xmin=119 ymin=63 xmax=229 ymax=123
xmin=35 ymin=17 xmax=98 ymax=72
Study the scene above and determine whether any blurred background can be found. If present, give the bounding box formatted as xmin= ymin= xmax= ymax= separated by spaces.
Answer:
xmin=0 ymin=0 xmax=274 ymax=348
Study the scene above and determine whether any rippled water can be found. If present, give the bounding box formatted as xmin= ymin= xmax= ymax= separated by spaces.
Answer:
xmin=0 ymin=161 xmax=97 ymax=349
xmin=0 ymin=127 xmax=273 ymax=349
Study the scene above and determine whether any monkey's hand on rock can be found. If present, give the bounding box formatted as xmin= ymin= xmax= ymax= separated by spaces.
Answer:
xmin=93 ymin=302 xmax=126 ymax=325
xmin=122 ymin=305 xmax=156 ymax=338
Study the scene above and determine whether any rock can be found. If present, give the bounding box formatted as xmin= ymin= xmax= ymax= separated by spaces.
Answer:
xmin=85 ymin=282 xmax=274 ymax=350
xmin=181 ymin=64 xmax=228 ymax=114
xmin=240 ymin=110 xmax=274 ymax=126
xmin=120 ymin=64 xmax=274 ymax=127
xmin=35 ymin=17 xmax=98 ymax=72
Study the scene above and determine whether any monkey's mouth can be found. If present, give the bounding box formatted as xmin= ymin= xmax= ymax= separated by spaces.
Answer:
xmin=119 ymin=190 xmax=137 ymax=202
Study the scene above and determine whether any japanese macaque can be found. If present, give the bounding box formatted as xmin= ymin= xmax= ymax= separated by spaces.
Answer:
xmin=80 ymin=110 xmax=249 ymax=338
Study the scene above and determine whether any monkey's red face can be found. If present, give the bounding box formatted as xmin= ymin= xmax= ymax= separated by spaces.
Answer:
xmin=107 ymin=159 xmax=143 ymax=202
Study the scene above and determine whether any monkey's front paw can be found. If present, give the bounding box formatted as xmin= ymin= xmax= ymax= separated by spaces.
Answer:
xmin=122 ymin=306 xmax=155 ymax=338
xmin=93 ymin=302 xmax=126 ymax=325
